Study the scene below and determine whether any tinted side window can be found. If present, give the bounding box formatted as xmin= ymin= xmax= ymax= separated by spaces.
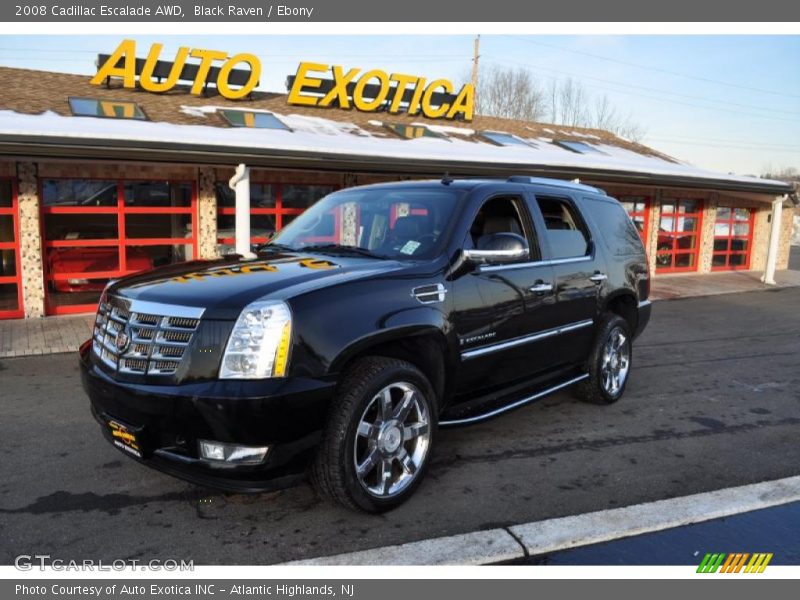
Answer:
xmin=582 ymin=197 xmax=645 ymax=256
xmin=535 ymin=196 xmax=590 ymax=259
xmin=465 ymin=195 xmax=540 ymax=259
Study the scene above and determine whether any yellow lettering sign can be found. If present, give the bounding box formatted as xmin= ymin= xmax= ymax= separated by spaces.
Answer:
xmin=92 ymin=42 xmax=474 ymax=119
xmin=287 ymin=62 xmax=473 ymax=121
xmin=90 ymin=39 xmax=138 ymax=88
xmin=91 ymin=40 xmax=261 ymax=101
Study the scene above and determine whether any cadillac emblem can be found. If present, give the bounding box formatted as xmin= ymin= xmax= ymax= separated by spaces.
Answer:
xmin=114 ymin=329 xmax=130 ymax=354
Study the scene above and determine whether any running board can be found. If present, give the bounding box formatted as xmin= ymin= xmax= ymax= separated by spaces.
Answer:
xmin=439 ymin=373 xmax=589 ymax=427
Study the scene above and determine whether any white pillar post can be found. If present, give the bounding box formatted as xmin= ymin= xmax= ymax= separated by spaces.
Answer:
xmin=229 ymin=163 xmax=255 ymax=259
xmin=761 ymin=195 xmax=785 ymax=285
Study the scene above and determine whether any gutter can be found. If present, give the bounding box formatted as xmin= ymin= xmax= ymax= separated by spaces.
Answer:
xmin=228 ymin=163 xmax=255 ymax=259
xmin=0 ymin=134 xmax=793 ymax=197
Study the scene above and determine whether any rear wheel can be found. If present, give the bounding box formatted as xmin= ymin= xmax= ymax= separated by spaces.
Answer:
xmin=311 ymin=356 xmax=437 ymax=512
xmin=574 ymin=314 xmax=632 ymax=405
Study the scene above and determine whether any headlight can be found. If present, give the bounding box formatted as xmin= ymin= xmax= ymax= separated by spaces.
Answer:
xmin=219 ymin=300 xmax=293 ymax=379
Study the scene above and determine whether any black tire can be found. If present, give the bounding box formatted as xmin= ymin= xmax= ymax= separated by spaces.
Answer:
xmin=574 ymin=313 xmax=633 ymax=405
xmin=310 ymin=356 xmax=438 ymax=513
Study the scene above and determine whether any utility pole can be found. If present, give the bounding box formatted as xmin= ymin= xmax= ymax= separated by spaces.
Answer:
xmin=471 ymin=35 xmax=481 ymax=90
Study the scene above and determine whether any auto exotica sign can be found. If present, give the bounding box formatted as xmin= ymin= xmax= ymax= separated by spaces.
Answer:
xmin=91 ymin=40 xmax=474 ymax=121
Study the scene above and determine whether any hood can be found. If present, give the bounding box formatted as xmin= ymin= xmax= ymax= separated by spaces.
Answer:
xmin=108 ymin=252 xmax=405 ymax=320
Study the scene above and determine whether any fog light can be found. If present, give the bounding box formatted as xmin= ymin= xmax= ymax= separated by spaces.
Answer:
xmin=198 ymin=440 xmax=270 ymax=465
xmin=68 ymin=278 xmax=89 ymax=285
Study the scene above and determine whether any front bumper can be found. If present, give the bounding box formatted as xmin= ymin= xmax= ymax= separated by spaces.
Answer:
xmin=80 ymin=342 xmax=336 ymax=492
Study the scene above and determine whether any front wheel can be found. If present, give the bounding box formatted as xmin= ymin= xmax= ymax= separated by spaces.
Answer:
xmin=311 ymin=356 xmax=437 ymax=512
xmin=574 ymin=314 xmax=632 ymax=405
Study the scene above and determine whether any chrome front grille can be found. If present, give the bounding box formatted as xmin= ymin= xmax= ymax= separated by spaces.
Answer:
xmin=92 ymin=296 xmax=205 ymax=376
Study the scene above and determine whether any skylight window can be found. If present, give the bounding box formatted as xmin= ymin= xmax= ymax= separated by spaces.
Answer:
xmin=554 ymin=140 xmax=608 ymax=155
xmin=220 ymin=110 xmax=290 ymax=130
xmin=68 ymin=97 xmax=147 ymax=120
xmin=383 ymin=123 xmax=443 ymax=140
xmin=480 ymin=131 xmax=537 ymax=147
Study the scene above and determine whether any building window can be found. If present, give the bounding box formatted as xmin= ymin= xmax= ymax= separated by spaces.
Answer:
xmin=215 ymin=182 xmax=337 ymax=253
xmin=620 ymin=196 xmax=650 ymax=245
xmin=219 ymin=110 xmax=290 ymax=130
xmin=480 ymin=131 xmax=536 ymax=147
xmin=656 ymin=198 xmax=703 ymax=272
xmin=383 ymin=123 xmax=442 ymax=140
xmin=0 ymin=178 xmax=23 ymax=319
xmin=712 ymin=206 xmax=754 ymax=271
xmin=40 ymin=179 xmax=196 ymax=315
xmin=68 ymin=97 xmax=147 ymax=120
xmin=553 ymin=140 xmax=608 ymax=155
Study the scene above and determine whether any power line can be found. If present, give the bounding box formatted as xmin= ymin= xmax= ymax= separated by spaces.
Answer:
xmin=506 ymin=35 xmax=800 ymax=100
xmin=647 ymin=132 xmax=800 ymax=149
xmin=482 ymin=54 xmax=799 ymax=117
xmin=646 ymin=137 xmax=800 ymax=153
xmin=482 ymin=57 xmax=800 ymax=124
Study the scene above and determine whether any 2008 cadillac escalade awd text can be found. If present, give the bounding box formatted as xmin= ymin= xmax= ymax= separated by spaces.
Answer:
xmin=81 ymin=176 xmax=651 ymax=512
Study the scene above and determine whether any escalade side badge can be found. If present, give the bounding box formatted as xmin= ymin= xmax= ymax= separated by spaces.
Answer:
xmin=412 ymin=283 xmax=447 ymax=304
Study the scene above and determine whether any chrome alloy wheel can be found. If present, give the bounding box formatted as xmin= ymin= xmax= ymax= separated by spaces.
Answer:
xmin=353 ymin=381 xmax=431 ymax=498
xmin=601 ymin=327 xmax=630 ymax=396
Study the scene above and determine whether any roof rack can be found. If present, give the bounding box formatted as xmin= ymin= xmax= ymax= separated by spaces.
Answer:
xmin=506 ymin=176 xmax=607 ymax=195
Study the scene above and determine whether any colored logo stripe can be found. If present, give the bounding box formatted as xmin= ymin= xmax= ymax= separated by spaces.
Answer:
xmin=697 ymin=553 xmax=773 ymax=573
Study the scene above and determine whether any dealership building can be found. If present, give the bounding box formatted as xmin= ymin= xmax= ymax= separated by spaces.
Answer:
xmin=0 ymin=60 xmax=796 ymax=320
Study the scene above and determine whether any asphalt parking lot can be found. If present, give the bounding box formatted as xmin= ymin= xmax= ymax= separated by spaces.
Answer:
xmin=1 ymin=286 xmax=800 ymax=565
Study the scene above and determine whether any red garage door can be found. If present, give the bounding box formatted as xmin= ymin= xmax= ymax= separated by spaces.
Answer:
xmin=712 ymin=206 xmax=755 ymax=271
xmin=0 ymin=178 xmax=23 ymax=319
xmin=40 ymin=178 xmax=197 ymax=315
xmin=656 ymin=198 xmax=703 ymax=273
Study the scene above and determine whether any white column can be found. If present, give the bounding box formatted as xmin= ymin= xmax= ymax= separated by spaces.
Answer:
xmin=761 ymin=195 xmax=785 ymax=285
xmin=228 ymin=163 xmax=255 ymax=259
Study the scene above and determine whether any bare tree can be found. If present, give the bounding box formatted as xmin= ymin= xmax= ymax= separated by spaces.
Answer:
xmin=761 ymin=165 xmax=799 ymax=182
xmin=469 ymin=66 xmax=646 ymax=142
xmin=548 ymin=79 xmax=645 ymax=141
xmin=548 ymin=78 xmax=590 ymax=127
xmin=471 ymin=65 xmax=548 ymax=122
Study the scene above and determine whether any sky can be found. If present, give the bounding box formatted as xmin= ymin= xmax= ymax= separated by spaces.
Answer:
xmin=0 ymin=34 xmax=798 ymax=176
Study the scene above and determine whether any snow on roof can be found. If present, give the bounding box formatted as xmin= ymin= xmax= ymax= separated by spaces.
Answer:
xmin=0 ymin=109 xmax=786 ymax=190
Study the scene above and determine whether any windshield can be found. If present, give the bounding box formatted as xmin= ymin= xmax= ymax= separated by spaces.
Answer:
xmin=267 ymin=186 xmax=465 ymax=259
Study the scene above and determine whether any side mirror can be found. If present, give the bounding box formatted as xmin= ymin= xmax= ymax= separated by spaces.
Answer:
xmin=463 ymin=232 xmax=530 ymax=265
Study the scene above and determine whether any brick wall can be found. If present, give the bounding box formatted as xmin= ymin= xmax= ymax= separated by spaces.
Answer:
xmin=776 ymin=204 xmax=794 ymax=269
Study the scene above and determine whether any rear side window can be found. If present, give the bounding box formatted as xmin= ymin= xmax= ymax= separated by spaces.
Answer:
xmin=582 ymin=197 xmax=645 ymax=256
xmin=535 ymin=196 xmax=591 ymax=259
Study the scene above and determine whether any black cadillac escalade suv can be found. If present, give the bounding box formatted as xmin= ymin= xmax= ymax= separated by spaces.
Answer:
xmin=81 ymin=176 xmax=651 ymax=512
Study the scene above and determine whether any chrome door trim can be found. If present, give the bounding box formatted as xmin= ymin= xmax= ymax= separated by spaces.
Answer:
xmin=477 ymin=255 xmax=592 ymax=274
xmin=460 ymin=318 xmax=594 ymax=360
xmin=439 ymin=373 xmax=590 ymax=426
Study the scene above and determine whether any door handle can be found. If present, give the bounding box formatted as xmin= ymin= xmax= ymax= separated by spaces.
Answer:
xmin=589 ymin=273 xmax=608 ymax=283
xmin=529 ymin=282 xmax=554 ymax=293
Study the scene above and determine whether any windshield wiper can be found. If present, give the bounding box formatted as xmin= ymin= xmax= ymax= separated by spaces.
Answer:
xmin=301 ymin=244 xmax=387 ymax=260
